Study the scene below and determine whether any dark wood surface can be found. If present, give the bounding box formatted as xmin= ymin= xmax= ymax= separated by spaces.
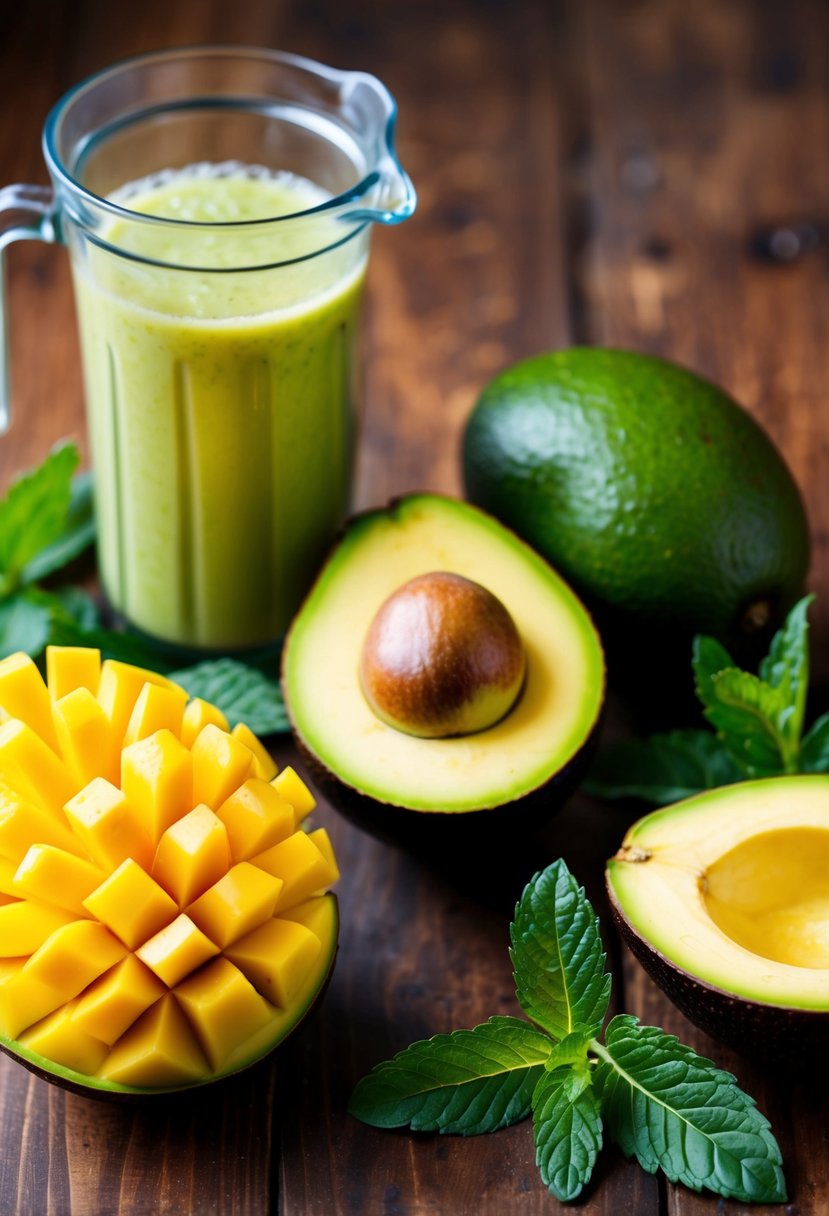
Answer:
xmin=1 ymin=1 xmax=828 ymax=1212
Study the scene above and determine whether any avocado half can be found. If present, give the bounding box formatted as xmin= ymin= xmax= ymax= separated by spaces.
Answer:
xmin=0 ymin=894 xmax=338 ymax=1101
xmin=606 ymin=777 xmax=829 ymax=1063
xmin=282 ymin=495 xmax=605 ymax=851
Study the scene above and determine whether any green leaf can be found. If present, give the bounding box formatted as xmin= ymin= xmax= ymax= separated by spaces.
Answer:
xmin=800 ymin=711 xmax=829 ymax=772
xmin=170 ymin=657 xmax=289 ymax=735
xmin=19 ymin=471 xmax=96 ymax=585
xmin=758 ymin=594 xmax=814 ymax=747
xmin=544 ymin=1030 xmax=593 ymax=1070
xmin=510 ymin=859 xmax=610 ymax=1042
xmin=584 ymin=730 xmax=742 ymax=805
xmin=48 ymin=585 xmax=101 ymax=631
xmin=691 ymin=634 xmax=735 ymax=699
xmin=0 ymin=443 xmax=79 ymax=586
xmin=0 ymin=592 xmax=53 ymax=659
xmin=348 ymin=1016 xmax=552 ymax=1135
xmin=532 ymin=1064 xmax=602 ymax=1202
xmin=593 ymin=1015 xmax=787 ymax=1204
xmin=701 ymin=667 xmax=791 ymax=776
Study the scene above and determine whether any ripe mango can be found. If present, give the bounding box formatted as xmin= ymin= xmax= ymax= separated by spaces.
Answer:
xmin=0 ymin=647 xmax=338 ymax=1096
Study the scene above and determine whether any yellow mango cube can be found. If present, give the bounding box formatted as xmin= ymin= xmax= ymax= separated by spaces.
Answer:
xmin=186 ymin=862 xmax=283 ymax=949
xmin=97 ymin=660 xmax=178 ymax=742
xmin=271 ymin=766 xmax=316 ymax=824
xmin=46 ymin=645 xmax=101 ymax=701
xmin=72 ymin=955 xmax=166 ymax=1045
xmin=0 ymin=719 xmax=78 ymax=813
xmin=123 ymin=682 xmax=188 ymax=748
xmin=13 ymin=845 xmax=106 ymax=916
xmin=0 ymin=856 xmax=17 ymax=898
xmin=135 ymin=914 xmax=219 ymax=988
xmin=63 ymin=778 xmax=153 ymax=872
xmin=191 ymin=724 xmax=253 ymax=810
xmin=83 ymin=858 xmax=178 ymax=950
xmin=51 ymin=687 xmax=120 ymax=787
xmin=121 ymin=730 xmax=193 ymax=843
xmin=23 ymin=920 xmax=127 ymax=996
xmin=280 ymin=894 xmax=336 ymax=940
xmin=20 ymin=998 xmax=109 ymax=1076
xmin=225 ymin=916 xmax=321 ymax=1008
xmin=180 ymin=698 xmax=229 ymax=748
xmin=151 ymin=805 xmax=230 ymax=907
xmin=98 ymin=992 xmax=208 ymax=1087
xmin=255 ymin=828 xmax=339 ymax=913
xmin=174 ymin=957 xmax=274 ymax=1071
xmin=0 ymin=652 xmax=59 ymax=753
xmin=0 ymin=799 xmax=85 ymax=863
xmin=231 ymin=723 xmax=278 ymax=781
xmin=216 ymin=778 xmax=295 ymax=862
xmin=0 ymin=961 xmax=67 ymax=1039
xmin=0 ymin=899 xmax=76 ymax=956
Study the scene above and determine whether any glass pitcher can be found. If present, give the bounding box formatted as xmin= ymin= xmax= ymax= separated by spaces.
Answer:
xmin=0 ymin=47 xmax=415 ymax=651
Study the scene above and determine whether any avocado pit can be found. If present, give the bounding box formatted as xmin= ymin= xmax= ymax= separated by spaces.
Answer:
xmin=358 ymin=571 xmax=526 ymax=738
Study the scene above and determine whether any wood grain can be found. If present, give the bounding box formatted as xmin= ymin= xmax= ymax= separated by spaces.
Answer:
xmin=1 ymin=0 xmax=828 ymax=1213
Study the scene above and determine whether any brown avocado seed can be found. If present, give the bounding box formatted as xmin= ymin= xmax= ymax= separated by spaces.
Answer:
xmin=358 ymin=571 xmax=526 ymax=738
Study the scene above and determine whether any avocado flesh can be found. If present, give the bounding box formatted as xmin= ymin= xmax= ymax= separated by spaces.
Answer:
xmin=607 ymin=777 xmax=829 ymax=1012
xmin=0 ymin=895 xmax=338 ymax=1100
xmin=283 ymin=495 xmax=604 ymax=814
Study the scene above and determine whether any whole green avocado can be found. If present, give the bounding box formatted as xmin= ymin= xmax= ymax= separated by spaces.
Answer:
xmin=462 ymin=348 xmax=810 ymax=650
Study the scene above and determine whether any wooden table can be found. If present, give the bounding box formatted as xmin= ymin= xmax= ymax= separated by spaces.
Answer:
xmin=1 ymin=1 xmax=827 ymax=1212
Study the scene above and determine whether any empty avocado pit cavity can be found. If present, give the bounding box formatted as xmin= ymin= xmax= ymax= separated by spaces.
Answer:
xmin=606 ymin=776 xmax=829 ymax=1061
xmin=359 ymin=571 xmax=526 ymax=738
xmin=0 ymin=648 xmax=339 ymax=1098
xmin=702 ymin=826 xmax=829 ymax=969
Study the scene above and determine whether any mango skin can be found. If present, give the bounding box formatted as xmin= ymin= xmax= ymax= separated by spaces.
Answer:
xmin=463 ymin=348 xmax=810 ymax=650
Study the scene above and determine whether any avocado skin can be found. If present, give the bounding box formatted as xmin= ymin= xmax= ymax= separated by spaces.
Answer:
xmin=463 ymin=348 xmax=810 ymax=656
xmin=294 ymin=717 xmax=602 ymax=859
xmin=607 ymin=887 xmax=825 ymax=1070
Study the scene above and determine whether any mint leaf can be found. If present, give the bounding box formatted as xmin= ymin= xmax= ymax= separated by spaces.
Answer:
xmin=701 ymin=667 xmax=791 ymax=775
xmin=533 ymin=1064 xmax=602 ymax=1202
xmin=0 ymin=591 xmax=53 ymax=658
xmin=48 ymin=585 xmax=100 ymax=631
xmin=691 ymin=633 xmax=735 ymax=697
xmin=348 ymin=1016 xmax=552 ymax=1135
xmin=170 ymin=658 xmax=289 ymax=735
xmin=800 ymin=711 xmax=829 ymax=772
xmin=593 ymin=1015 xmax=787 ymax=1204
xmin=20 ymin=470 xmax=95 ymax=585
xmin=758 ymin=593 xmax=813 ymax=746
xmin=585 ymin=730 xmax=742 ymax=804
xmin=510 ymin=859 xmax=610 ymax=1042
xmin=0 ymin=443 xmax=79 ymax=588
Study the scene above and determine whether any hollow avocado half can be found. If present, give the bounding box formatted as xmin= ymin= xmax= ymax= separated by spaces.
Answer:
xmin=606 ymin=776 xmax=829 ymax=1063
xmin=282 ymin=494 xmax=605 ymax=850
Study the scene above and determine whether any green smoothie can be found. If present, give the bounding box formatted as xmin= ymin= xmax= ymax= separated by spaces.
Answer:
xmin=72 ymin=164 xmax=366 ymax=649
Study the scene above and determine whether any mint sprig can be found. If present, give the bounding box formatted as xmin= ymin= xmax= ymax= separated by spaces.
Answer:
xmin=349 ymin=860 xmax=786 ymax=1205
xmin=586 ymin=593 xmax=827 ymax=805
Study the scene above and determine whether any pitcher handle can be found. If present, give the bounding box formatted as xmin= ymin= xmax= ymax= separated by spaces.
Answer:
xmin=0 ymin=184 xmax=59 ymax=434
